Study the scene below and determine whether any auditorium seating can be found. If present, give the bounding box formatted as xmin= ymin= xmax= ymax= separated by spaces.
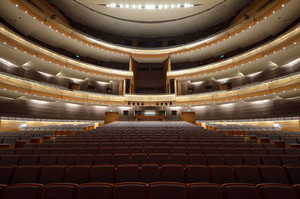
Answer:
xmin=0 ymin=163 xmax=299 ymax=185
xmin=0 ymin=121 xmax=300 ymax=199
xmin=1 ymin=182 xmax=299 ymax=199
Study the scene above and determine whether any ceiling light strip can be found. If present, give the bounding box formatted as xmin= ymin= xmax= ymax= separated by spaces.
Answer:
xmin=106 ymin=3 xmax=194 ymax=9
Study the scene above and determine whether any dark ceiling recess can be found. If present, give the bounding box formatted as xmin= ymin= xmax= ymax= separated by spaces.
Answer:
xmin=63 ymin=14 xmax=236 ymax=48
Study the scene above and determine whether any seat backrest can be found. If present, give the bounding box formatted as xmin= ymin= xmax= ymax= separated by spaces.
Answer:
xmin=206 ymin=155 xmax=225 ymax=165
xmin=173 ymin=147 xmax=187 ymax=154
xmin=161 ymin=164 xmax=185 ymax=183
xmin=57 ymin=155 xmax=76 ymax=165
xmin=33 ymin=148 xmax=49 ymax=155
xmin=130 ymin=153 xmax=148 ymax=165
xmin=98 ymin=147 xmax=113 ymax=154
xmin=0 ymin=165 xmax=16 ymax=184
xmin=2 ymin=183 xmax=43 ymax=199
xmin=284 ymin=148 xmax=300 ymax=155
xmin=234 ymin=148 xmax=251 ymax=155
xmin=224 ymin=155 xmax=243 ymax=165
xmin=280 ymin=155 xmax=300 ymax=165
xmin=10 ymin=165 xmax=41 ymax=184
xmin=112 ymin=154 xmax=130 ymax=165
xmin=40 ymin=183 xmax=77 ymax=199
xmin=257 ymin=183 xmax=298 ymax=199
xmin=0 ymin=148 xmax=16 ymax=155
xmin=260 ymin=155 xmax=281 ymax=165
xmin=0 ymin=184 xmax=6 ymax=199
xmin=188 ymin=154 xmax=206 ymax=165
xmin=148 ymin=153 xmax=169 ymax=165
xmin=223 ymin=183 xmax=259 ymax=199
xmin=233 ymin=165 xmax=261 ymax=184
xmin=251 ymin=148 xmax=267 ymax=155
xmin=285 ymin=165 xmax=300 ymax=185
xmin=64 ymin=165 xmax=90 ymax=184
xmin=19 ymin=155 xmax=39 ymax=165
xmin=202 ymin=148 xmax=218 ymax=154
xmin=90 ymin=165 xmax=115 ymax=183
xmin=78 ymin=183 xmax=112 ymax=199
xmin=148 ymin=182 xmax=187 ymax=199
xmin=185 ymin=165 xmax=210 ymax=183
xmin=259 ymin=165 xmax=289 ymax=184
xmin=128 ymin=147 xmax=144 ymax=154
xmin=38 ymin=155 xmax=58 ymax=166
xmin=16 ymin=148 xmax=33 ymax=155
xmin=209 ymin=165 xmax=236 ymax=184
xmin=82 ymin=147 xmax=98 ymax=154
xmin=170 ymin=154 xmax=188 ymax=165
xmin=94 ymin=154 xmax=112 ymax=164
xmin=115 ymin=164 xmax=139 ymax=183
xmin=49 ymin=148 xmax=66 ymax=155
xmin=39 ymin=165 xmax=66 ymax=184
xmin=65 ymin=148 xmax=82 ymax=155
xmin=140 ymin=164 xmax=160 ymax=183
xmin=242 ymin=155 xmax=261 ymax=166
xmin=76 ymin=154 xmax=94 ymax=165
xmin=113 ymin=182 xmax=146 ymax=199
xmin=0 ymin=155 xmax=20 ymax=165
xmin=267 ymin=148 xmax=284 ymax=155
xmin=188 ymin=183 xmax=222 ymax=199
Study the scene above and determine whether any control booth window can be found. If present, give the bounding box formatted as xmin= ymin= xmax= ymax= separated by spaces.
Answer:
xmin=144 ymin=110 xmax=156 ymax=116
xmin=158 ymin=111 xmax=166 ymax=116
xmin=134 ymin=111 xmax=142 ymax=116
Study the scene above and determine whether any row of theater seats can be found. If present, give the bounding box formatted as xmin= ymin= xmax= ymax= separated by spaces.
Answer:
xmin=1 ymin=182 xmax=300 ymax=199
xmin=1 ymin=146 xmax=298 ymax=155
xmin=21 ymin=140 xmax=286 ymax=147
xmin=0 ymin=164 xmax=299 ymax=185
xmin=0 ymin=153 xmax=299 ymax=166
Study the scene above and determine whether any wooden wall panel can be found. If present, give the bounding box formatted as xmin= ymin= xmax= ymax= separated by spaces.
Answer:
xmin=181 ymin=112 xmax=196 ymax=124
xmin=105 ymin=112 xmax=119 ymax=124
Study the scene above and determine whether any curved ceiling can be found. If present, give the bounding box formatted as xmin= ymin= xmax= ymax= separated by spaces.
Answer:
xmin=49 ymin=0 xmax=251 ymax=37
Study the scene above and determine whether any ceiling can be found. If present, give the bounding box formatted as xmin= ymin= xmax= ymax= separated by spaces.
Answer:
xmin=49 ymin=0 xmax=251 ymax=37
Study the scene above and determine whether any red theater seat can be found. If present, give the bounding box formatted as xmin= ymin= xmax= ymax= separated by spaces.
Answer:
xmin=148 ymin=153 xmax=169 ymax=164
xmin=259 ymin=165 xmax=289 ymax=184
xmin=148 ymin=182 xmax=187 ymax=199
xmin=10 ymin=165 xmax=40 ymax=184
xmin=209 ymin=165 xmax=236 ymax=184
xmin=285 ymin=165 xmax=300 ymax=184
xmin=113 ymin=182 xmax=147 ymax=199
xmin=2 ymin=183 xmax=43 ymax=199
xmin=76 ymin=154 xmax=94 ymax=165
xmin=94 ymin=154 xmax=112 ymax=164
xmin=188 ymin=183 xmax=222 ymax=199
xmin=64 ymin=165 xmax=90 ymax=184
xmin=38 ymin=155 xmax=58 ymax=165
xmin=40 ymin=183 xmax=77 ymax=199
xmin=19 ymin=155 xmax=39 ymax=165
xmin=112 ymin=154 xmax=130 ymax=165
xmin=131 ymin=153 xmax=148 ymax=165
xmin=223 ymin=183 xmax=259 ymax=199
xmin=170 ymin=154 xmax=188 ymax=165
xmin=57 ymin=154 xmax=76 ymax=165
xmin=78 ymin=183 xmax=112 ymax=199
xmin=161 ymin=164 xmax=185 ymax=183
xmin=185 ymin=165 xmax=210 ymax=183
xmin=233 ymin=165 xmax=261 ymax=184
xmin=0 ymin=165 xmax=16 ymax=184
xmin=90 ymin=165 xmax=115 ymax=183
xmin=257 ymin=183 xmax=298 ymax=199
xmin=140 ymin=164 xmax=160 ymax=183
xmin=39 ymin=165 xmax=66 ymax=184
xmin=115 ymin=164 xmax=139 ymax=183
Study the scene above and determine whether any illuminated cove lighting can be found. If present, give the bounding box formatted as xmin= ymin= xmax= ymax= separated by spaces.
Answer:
xmin=106 ymin=3 xmax=194 ymax=9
